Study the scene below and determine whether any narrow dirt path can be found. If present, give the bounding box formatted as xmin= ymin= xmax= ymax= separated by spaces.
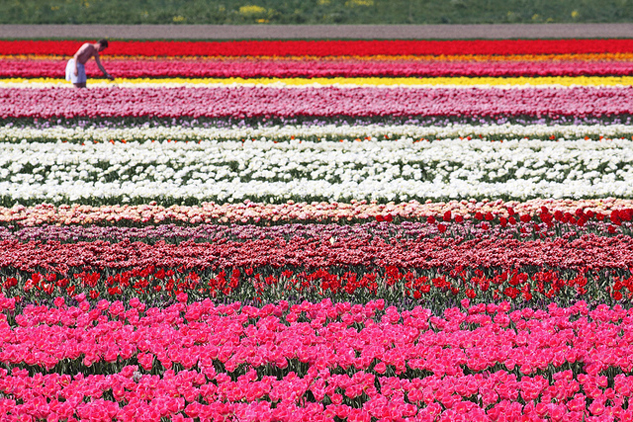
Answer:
xmin=2 ymin=23 xmax=633 ymax=40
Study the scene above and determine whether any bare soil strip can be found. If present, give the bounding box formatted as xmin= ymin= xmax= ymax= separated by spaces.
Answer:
xmin=2 ymin=23 xmax=633 ymax=40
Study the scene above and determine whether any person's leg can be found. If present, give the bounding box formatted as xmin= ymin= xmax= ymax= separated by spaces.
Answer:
xmin=65 ymin=59 xmax=74 ymax=84
xmin=76 ymin=63 xmax=87 ymax=88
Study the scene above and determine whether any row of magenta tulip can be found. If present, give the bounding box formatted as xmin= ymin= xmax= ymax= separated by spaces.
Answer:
xmin=0 ymin=296 xmax=631 ymax=421
xmin=5 ymin=57 xmax=633 ymax=78
xmin=4 ymin=86 xmax=633 ymax=119
xmin=1 ymin=200 xmax=631 ymax=226
xmin=3 ymin=39 xmax=633 ymax=56
xmin=2 ymin=258 xmax=632 ymax=308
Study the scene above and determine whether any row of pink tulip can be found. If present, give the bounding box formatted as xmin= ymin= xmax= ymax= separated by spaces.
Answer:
xmin=0 ymin=296 xmax=631 ymax=421
xmin=1 ymin=199 xmax=631 ymax=226
xmin=3 ymin=86 xmax=633 ymax=119
xmin=2 ymin=366 xmax=626 ymax=421
xmin=5 ymin=58 xmax=633 ymax=78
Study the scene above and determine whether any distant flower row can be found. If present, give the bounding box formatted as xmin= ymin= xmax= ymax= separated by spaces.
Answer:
xmin=4 ymin=86 xmax=633 ymax=119
xmin=4 ymin=57 xmax=633 ymax=78
xmin=3 ymin=39 xmax=633 ymax=57
xmin=4 ymin=75 xmax=633 ymax=89
xmin=3 ymin=122 xmax=633 ymax=143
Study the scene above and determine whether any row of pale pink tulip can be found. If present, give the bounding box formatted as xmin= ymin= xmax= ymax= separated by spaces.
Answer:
xmin=5 ymin=57 xmax=633 ymax=78
xmin=4 ymin=86 xmax=633 ymax=119
xmin=0 ymin=296 xmax=631 ymax=420
xmin=1 ymin=199 xmax=631 ymax=226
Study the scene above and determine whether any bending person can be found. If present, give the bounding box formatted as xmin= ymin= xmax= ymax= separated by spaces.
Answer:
xmin=65 ymin=39 xmax=114 ymax=88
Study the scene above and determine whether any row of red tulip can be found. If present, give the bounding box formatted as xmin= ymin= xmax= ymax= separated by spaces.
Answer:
xmin=2 ymin=263 xmax=631 ymax=307
xmin=3 ymin=39 xmax=633 ymax=57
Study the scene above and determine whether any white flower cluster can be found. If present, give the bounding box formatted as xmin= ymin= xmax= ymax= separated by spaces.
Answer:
xmin=2 ymin=123 xmax=633 ymax=144
xmin=1 ymin=137 xmax=632 ymax=203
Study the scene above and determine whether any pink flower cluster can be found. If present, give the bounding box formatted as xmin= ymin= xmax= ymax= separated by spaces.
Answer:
xmin=2 ymin=199 xmax=631 ymax=226
xmin=5 ymin=58 xmax=633 ymax=78
xmin=3 ymin=86 xmax=633 ymax=119
xmin=0 ymin=296 xmax=632 ymax=421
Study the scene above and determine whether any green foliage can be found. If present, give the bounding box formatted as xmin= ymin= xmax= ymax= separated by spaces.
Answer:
xmin=2 ymin=0 xmax=632 ymax=25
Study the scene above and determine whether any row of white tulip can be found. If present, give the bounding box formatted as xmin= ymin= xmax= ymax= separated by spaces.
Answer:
xmin=2 ymin=122 xmax=633 ymax=143
xmin=1 ymin=137 xmax=631 ymax=204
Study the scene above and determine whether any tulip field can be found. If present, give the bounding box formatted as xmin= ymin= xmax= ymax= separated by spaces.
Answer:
xmin=3 ymin=38 xmax=633 ymax=421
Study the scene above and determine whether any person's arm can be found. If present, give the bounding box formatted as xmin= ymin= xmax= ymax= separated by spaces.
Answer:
xmin=94 ymin=54 xmax=114 ymax=80
xmin=73 ymin=50 xmax=80 ymax=76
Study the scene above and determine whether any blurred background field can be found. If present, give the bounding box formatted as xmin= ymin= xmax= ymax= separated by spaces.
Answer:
xmin=3 ymin=0 xmax=632 ymax=25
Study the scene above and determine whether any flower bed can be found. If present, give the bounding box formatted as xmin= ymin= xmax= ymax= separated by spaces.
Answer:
xmin=6 ymin=75 xmax=633 ymax=88
xmin=0 ymin=296 xmax=633 ymax=421
xmin=4 ymin=86 xmax=633 ymax=120
xmin=3 ymin=39 xmax=633 ymax=57
xmin=4 ymin=121 xmax=633 ymax=143
xmin=1 ymin=228 xmax=633 ymax=307
xmin=5 ymin=56 xmax=633 ymax=78
xmin=1 ymin=137 xmax=633 ymax=205
xmin=1 ymin=198 xmax=631 ymax=226
xmin=2 ymin=37 xmax=633 ymax=421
